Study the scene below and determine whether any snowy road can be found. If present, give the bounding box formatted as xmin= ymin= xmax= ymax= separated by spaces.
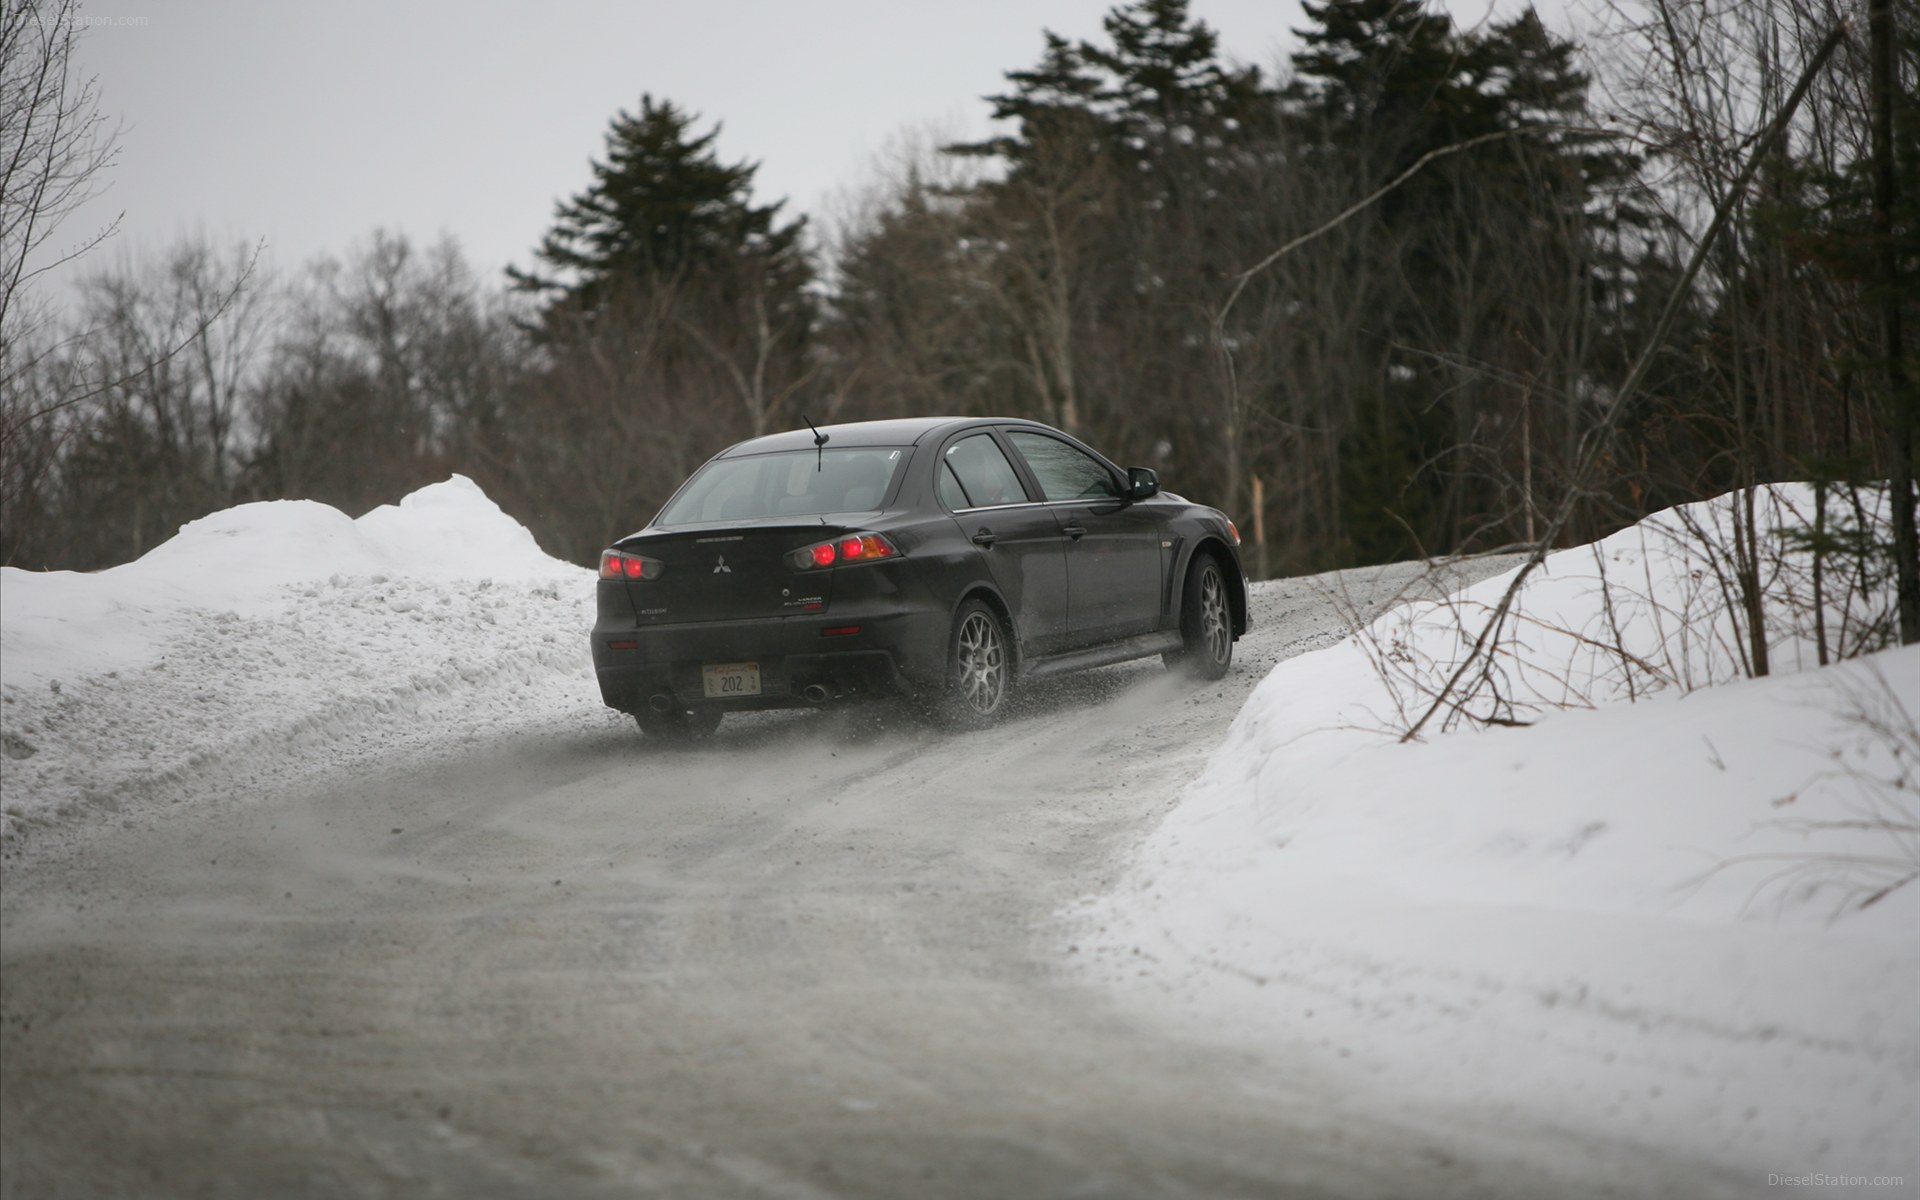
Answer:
xmin=3 ymin=559 xmax=1743 ymax=1198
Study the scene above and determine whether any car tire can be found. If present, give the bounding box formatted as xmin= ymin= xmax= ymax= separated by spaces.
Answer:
xmin=935 ymin=599 xmax=1014 ymax=729
xmin=634 ymin=704 xmax=723 ymax=740
xmin=1165 ymin=553 xmax=1233 ymax=680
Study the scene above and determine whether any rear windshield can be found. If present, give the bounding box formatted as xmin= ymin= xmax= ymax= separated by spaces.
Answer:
xmin=658 ymin=447 xmax=909 ymax=525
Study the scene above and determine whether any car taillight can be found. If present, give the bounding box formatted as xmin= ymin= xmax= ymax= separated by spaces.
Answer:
xmin=1227 ymin=520 xmax=1241 ymax=545
xmin=789 ymin=532 xmax=900 ymax=570
xmin=599 ymin=549 xmax=663 ymax=580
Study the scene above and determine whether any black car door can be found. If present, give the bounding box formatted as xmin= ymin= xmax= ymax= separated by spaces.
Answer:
xmin=937 ymin=432 xmax=1072 ymax=657
xmin=1003 ymin=429 xmax=1164 ymax=645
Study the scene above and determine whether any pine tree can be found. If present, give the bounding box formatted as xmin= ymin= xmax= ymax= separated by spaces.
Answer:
xmin=1080 ymin=0 xmax=1270 ymax=167
xmin=502 ymin=96 xmax=818 ymax=560
xmin=931 ymin=0 xmax=1279 ymax=447
xmin=508 ymin=95 xmax=807 ymax=325
xmin=1285 ymin=0 xmax=1459 ymax=154
xmin=947 ymin=31 xmax=1107 ymax=178
xmin=1278 ymin=1 xmax=1652 ymax=561
xmin=952 ymin=0 xmax=1270 ymax=188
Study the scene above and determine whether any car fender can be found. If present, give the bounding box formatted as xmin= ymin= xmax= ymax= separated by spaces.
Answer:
xmin=1172 ymin=535 xmax=1249 ymax=638
xmin=943 ymin=582 xmax=1019 ymax=669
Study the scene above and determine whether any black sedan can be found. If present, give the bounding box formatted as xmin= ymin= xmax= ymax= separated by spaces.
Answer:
xmin=591 ymin=417 xmax=1248 ymax=735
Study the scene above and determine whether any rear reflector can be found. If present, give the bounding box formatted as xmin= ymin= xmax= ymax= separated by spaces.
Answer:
xmin=606 ymin=640 xmax=638 ymax=650
xmin=820 ymin=625 xmax=861 ymax=637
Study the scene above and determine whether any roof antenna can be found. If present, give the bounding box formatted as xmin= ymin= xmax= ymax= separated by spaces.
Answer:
xmin=802 ymin=413 xmax=828 ymax=472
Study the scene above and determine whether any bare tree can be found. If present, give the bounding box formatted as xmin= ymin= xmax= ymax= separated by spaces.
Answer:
xmin=670 ymin=253 xmax=817 ymax=439
xmin=823 ymin=132 xmax=1086 ymax=431
xmin=503 ymin=282 xmax=693 ymax=560
xmin=1 ymin=0 xmax=117 ymax=556
xmin=247 ymin=233 xmax=526 ymax=524
xmin=1399 ymin=17 xmax=1850 ymax=739
xmin=7 ymin=240 xmax=271 ymax=567
xmin=1 ymin=3 xmax=265 ymax=568
xmin=0 ymin=0 xmax=117 ymax=364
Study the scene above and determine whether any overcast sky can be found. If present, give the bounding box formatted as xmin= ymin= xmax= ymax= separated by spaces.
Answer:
xmin=58 ymin=0 xmax=1558 ymax=291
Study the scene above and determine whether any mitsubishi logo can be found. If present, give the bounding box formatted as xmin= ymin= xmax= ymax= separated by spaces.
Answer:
xmin=712 ymin=554 xmax=732 ymax=575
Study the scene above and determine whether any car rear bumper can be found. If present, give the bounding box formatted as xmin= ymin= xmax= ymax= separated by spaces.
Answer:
xmin=590 ymin=606 xmax=947 ymax=713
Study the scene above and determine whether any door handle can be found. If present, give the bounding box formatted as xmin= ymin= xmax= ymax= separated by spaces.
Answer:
xmin=971 ymin=528 xmax=997 ymax=548
xmin=1061 ymin=524 xmax=1087 ymax=541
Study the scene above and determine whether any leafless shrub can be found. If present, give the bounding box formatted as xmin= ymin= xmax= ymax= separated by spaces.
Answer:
xmin=1340 ymin=484 xmax=1900 ymax=737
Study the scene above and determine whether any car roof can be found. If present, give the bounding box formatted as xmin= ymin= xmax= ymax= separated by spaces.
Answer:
xmin=714 ymin=417 xmax=1050 ymax=457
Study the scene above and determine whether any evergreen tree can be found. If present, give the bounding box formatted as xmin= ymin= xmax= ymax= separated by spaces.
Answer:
xmin=1079 ymin=0 xmax=1271 ymax=171
xmin=931 ymin=0 xmax=1276 ymax=453
xmin=952 ymin=0 xmax=1270 ymax=187
xmin=1285 ymin=0 xmax=1460 ymax=157
xmin=508 ymin=95 xmax=807 ymax=326
xmin=503 ymin=95 xmax=818 ymax=560
xmin=827 ymin=174 xmax=1016 ymax=421
xmin=1280 ymin=1 xmax=1650 ymax=562
xmin=947 ymin=32 xmax=1108 ymax=179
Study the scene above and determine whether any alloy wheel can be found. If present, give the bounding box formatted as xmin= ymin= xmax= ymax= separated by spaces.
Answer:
xmin=1199 ymin=566 xmax=1230 ymax=665
xmin=956 ymin=610 xmax=1007 ymax=715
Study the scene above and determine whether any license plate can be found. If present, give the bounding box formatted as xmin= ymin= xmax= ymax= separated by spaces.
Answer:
xmin=701 ymin=661 xmax=761 ymax=698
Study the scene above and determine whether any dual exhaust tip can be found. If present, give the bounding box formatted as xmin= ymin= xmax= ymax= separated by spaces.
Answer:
xmin=648 ymin=684 xmax=833 ymax=712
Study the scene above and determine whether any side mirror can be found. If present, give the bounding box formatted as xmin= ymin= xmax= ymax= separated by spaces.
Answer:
xmin=1125 ymin=466 xmax=1159 ymax=502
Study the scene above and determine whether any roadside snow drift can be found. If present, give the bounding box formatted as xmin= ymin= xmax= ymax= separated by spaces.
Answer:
xmin=5 ymin=475 xmax=1914 ymax=1187
xmin=1082 ymin=486 xmax=1920 ymax=1184
xmin=0 ymin=477 xmax=604 ymax=842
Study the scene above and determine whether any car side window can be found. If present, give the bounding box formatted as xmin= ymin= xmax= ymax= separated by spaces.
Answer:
xmin=1006 ymin=431 xmax=1120 ymax=501
xmin=943 ymin=434 xmax=1030 ymax=508
xmin=937 ymin=462 xmax=971 ymax=510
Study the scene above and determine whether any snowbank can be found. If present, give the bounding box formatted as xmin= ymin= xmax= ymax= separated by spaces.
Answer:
xmin=6 ymin=474 xmax=1914 ymax=1179
xmin=1350 ymin=483 xmax=1895 ymax=727
xmin=1083 ymin=487 xmax=1920 ymax=1182
xmin=0 ymin=477 xmax=606 ymax=843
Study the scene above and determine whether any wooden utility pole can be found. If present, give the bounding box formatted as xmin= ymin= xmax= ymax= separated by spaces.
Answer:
xmin=1251 ymin=474 xmax=1269 ymax=582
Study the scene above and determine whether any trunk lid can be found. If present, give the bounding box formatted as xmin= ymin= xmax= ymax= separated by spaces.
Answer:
xmin=614 ymin=522 xmax=848 ymax=625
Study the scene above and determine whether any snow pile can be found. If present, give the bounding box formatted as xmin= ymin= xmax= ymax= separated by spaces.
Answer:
xmin=1352 ymin=484 xmax=1894 ymax=729
xmin=1084 ymin=487 xmax=1920 ymax=1179
xmin=0 ymin=477 xmax=606 ymax=843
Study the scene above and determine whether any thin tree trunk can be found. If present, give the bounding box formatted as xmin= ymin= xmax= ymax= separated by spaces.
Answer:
xmin=1813 ymin=478 xmax=1830 ymax=666
xmin=1870 ymin=0 xmax=1920 ymax=644
xmin=1400 ymin=23 xmax=1845 ymax=741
